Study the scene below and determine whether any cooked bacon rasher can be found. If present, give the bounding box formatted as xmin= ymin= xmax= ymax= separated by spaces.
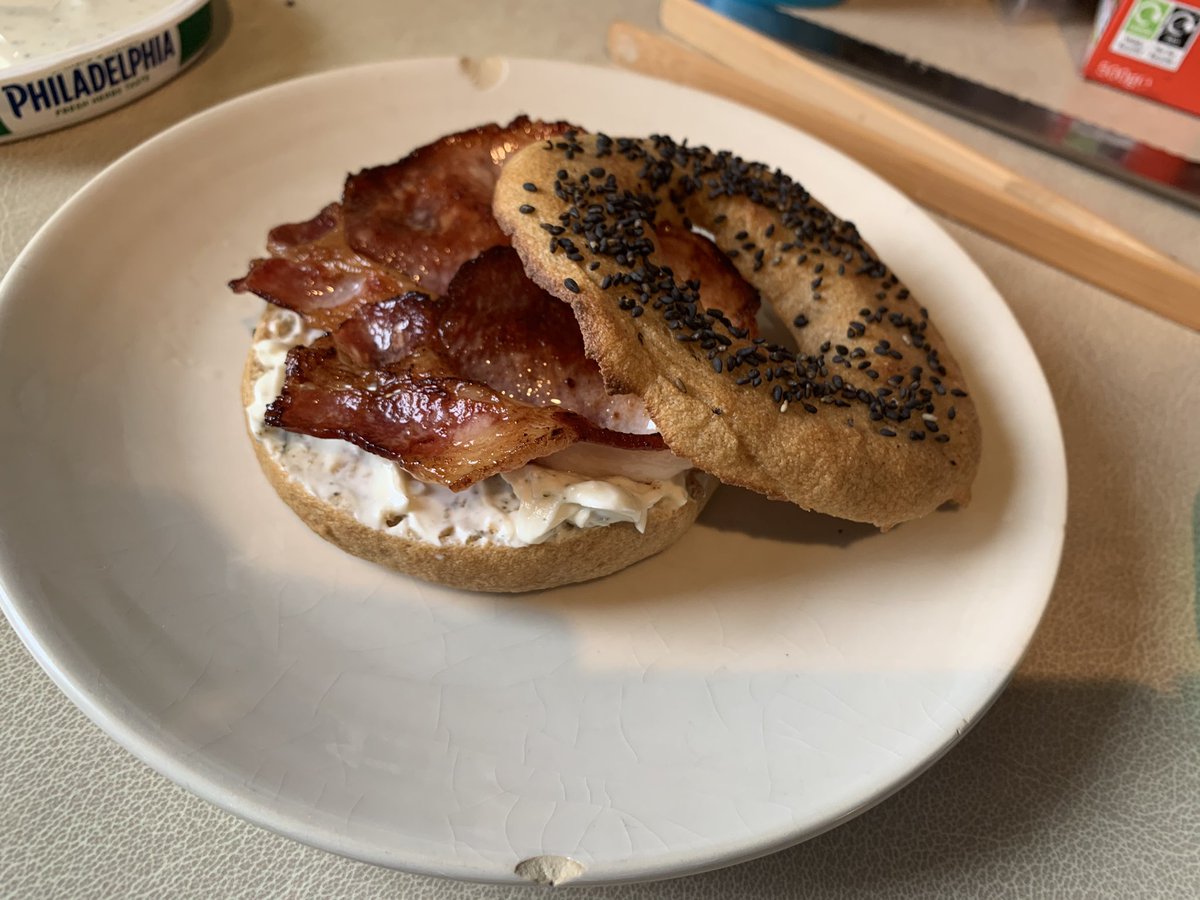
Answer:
xmin=264 ymin=251 xmax=663 ymax=492
xmin=342 ymin=117 xmax=572 ymax=296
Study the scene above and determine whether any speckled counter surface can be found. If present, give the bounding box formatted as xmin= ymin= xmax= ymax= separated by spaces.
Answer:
xmin=2 ymin=1 xmax=1198 ymax=896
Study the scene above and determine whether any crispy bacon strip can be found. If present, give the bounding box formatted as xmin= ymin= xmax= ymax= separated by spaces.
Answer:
xmin=342 ymin=116 xmax=573 ymax=295
xmin=229 ymin=205 xmax=408 ymax=333
xmin=266 ymin=338 xmax=655 ymax=491
xmin=331 ymin=291 xmax=443 ymax=369
xmin=326 ymin=249 xmax=660 ymax=436
xmin=438 ymin=247 xmax=656 ymax=433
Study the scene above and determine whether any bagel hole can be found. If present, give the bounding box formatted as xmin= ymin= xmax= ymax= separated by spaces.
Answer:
xmin=675 ymin=223 xmax=799 ymax=354
xmin=754 ymin=298 xmax=800 ymax=355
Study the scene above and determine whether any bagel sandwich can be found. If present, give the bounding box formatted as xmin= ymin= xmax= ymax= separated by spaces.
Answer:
xmin=230 ymin=120 xmax=981 ymax=592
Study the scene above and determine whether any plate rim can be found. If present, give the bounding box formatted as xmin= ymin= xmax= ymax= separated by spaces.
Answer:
xmin=0 ymin=55 xmax=1068 ymax=885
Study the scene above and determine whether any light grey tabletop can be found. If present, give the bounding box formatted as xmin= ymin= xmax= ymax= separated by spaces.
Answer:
xmin=2 ymin=1 xmax=1199 ymax=897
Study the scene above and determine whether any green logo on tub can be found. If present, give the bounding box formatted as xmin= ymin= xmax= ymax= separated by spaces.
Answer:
xmin=1 ymin=30 xmax=175 ymax=121
xmin=1125 ymin=0 xmax=1171 ymax=37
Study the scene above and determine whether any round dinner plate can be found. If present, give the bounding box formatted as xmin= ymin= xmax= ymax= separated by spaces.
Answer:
xmin=0 ymin=59 xmax=1066 ymax=885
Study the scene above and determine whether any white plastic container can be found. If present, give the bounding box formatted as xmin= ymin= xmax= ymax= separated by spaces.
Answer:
xmin=0 ymin=0 xmax=213 ymax=143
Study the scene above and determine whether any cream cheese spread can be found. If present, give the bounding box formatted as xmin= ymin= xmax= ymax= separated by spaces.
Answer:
xmin=247 ymin=308 xmax=690 ymax=549
xmin=0 ymin=1 xmax=174 ymax=69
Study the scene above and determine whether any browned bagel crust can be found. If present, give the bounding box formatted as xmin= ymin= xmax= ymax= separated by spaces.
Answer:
xmin=242 ymin=311 xmax=717 ymax=592
xmin=493 ymin=132 xmax=981 ymax=529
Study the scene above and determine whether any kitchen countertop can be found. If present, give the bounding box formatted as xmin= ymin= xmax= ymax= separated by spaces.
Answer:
xmin=2 ymin=1 xmax=1198 ymax=896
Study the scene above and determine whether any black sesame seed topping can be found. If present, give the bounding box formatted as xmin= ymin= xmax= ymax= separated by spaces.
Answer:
xmin=522 ymin=182 xmax=538 ymax=192
xmin=563 ymin=277 xmax=580 ymax=294
xmin=525 ymin=132 xmax=955 ymax=440
xmin=518 ymin=204 xmax=535 ymax=214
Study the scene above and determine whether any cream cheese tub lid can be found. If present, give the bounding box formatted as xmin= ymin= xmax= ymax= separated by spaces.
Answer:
xmin=0 ymin=0 xmax=213 ymax=143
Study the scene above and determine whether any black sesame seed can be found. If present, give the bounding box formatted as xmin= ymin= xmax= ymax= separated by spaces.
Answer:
xmin=793 ymin=314 xmax=809 ymax=328
xmin=522 ymin=182 xmax=538 ymax=193
xmin=712 ymin=357 xmax=723 ymax=373
xmin=880 ymin=428 xmax=896 ymax=437
xmin=518 ymin=204 xmax=535 ymax=214
xmin=951 ymin=388 xmax=968 ymax=397
xmin=563 ymin=278 xmax=580 ymax=294
xmin=935 ymin=434 xmax=951 ymax=443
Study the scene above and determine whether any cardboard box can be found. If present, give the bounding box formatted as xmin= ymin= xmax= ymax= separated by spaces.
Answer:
xmin=1083 ymin=0 xmax=1200 ymax=116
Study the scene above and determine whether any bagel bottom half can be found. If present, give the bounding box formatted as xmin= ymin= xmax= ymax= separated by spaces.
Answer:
xmin=241 ymin=312 xmax=717 ymax=593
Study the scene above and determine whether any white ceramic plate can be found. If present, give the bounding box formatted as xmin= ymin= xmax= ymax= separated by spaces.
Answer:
xmin=0 ymin=59 xmax=1066 ymax=885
